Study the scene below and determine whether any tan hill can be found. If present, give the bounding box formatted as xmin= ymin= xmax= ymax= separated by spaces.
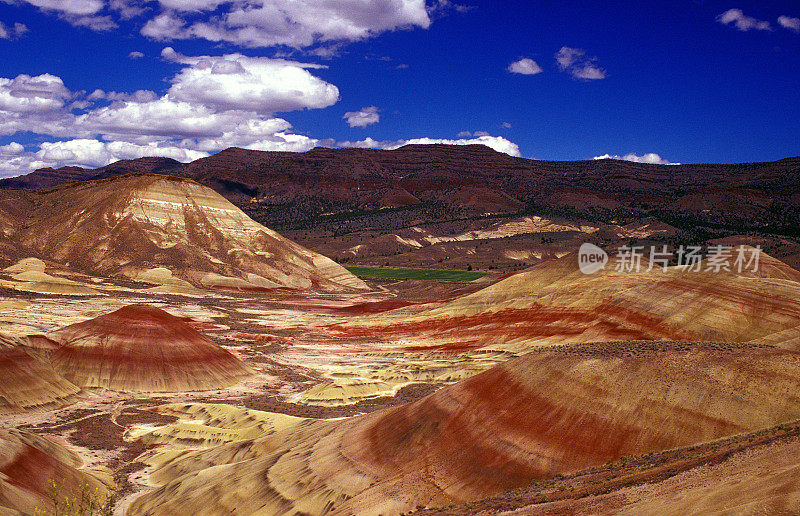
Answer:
xmin=0 ymin=334 xmax=79 ymax=413
xmin=334 ymin=247 xmax=800 ymax=352
xmin=0 ymin=173 xmax=367 ymax=291
xmin=49 ymin=305 xmax=253 ymax=392
xmin=0 ymin=428 xmax=111 ymax=514
xmin=128 ymin=342 xmax=800 ymax=515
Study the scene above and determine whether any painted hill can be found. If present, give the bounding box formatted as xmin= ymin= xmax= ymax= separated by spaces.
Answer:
xmin=49 ymin=305 xmax=252 ymax=392
xmin=0 ymin=428 xmax=110 ymax=514
xmin=0 ymin=334 xmax=79 ymax=413
xmin=0 ymin=173 xmax=367 ymax=291
xmin=335 ymin=247 xmax=800 ymax=352
xmin=128 ymin=341 xmax=800 ymax=515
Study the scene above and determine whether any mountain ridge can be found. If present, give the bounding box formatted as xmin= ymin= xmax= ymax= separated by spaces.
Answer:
xmin=3 ymin=145 xmax=799 ymax=272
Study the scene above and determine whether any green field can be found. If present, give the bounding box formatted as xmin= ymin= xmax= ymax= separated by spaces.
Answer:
xmin=344 ymin=266 xmax=489 ymax=282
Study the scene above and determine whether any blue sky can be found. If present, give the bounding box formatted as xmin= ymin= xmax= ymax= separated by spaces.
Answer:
xmin=0 ymin=0 xmax=798 ymax=176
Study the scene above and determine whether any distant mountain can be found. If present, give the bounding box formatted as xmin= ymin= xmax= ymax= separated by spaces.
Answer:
xmin=3 ymin=146 xmax=798 ymax=228
xmin=0 ymin=156 xmax=183 ymax=190
xmin=3 ymin=145 xmax=799 ymax=271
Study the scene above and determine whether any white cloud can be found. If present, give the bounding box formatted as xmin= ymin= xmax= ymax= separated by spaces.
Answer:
xmin=555 ymin=46 xmax=581 ymax=69
xmin=109 ymin=0 xmax=147 ymax=19
xmin=236 ymin=132 xmax=320 ymax=153
xmin=20 ymin=0 xmax=104 ymax=16
xmin=555 ymin=46 xmax=607 ymax=80
xmin=75 ymin=97 xmax=248 ymax=139
xmin=717 ymin=9 xmax=772 ymax=31
xmin=778 ymin=15 xmax=800 ymax=33
xmin=343 ymin=106 xmax=380 ymax=127
xmin=0 ymin=142 xmax=25 ymax=154
xmin=0 ymin=138 xmax=208 ymax=177
xmin=502 ymin=122 xmax=512 ymax=128
xmin=405 ymin=136 xmax=521 ymax=156
xmin=162 ymin=49 xmax=339 ymax=113
xmin=593 ymin=152 xmax=680 ymax=165
xmin=13 ymin=0 xmax=439 ymax=46
xmin=36 ymin=138 xmax=207 ymax=167
xmin=339 ymin=135 xmax=522 ymax=157
xmin=13 ymin=0 xmax=118 ymax=31
xmin=0 ymin=22 xmax=28 ymax=39
xmin=128 ymin=50 xmax=145 ymax=59
xmin=0 ymin=154 xmax=53 ymax=178
xmin=0 ymin=74 xmax=71 ymax=113
xmin=157 ymin=0 xmax=227 ymax=12
xmin=141 ymin=0 xmax=431 ymax=49
xmin=0 ymin=48 xmax=343 ymax=176
xmin=571 ymin=64 xmax=606 ymax=80
xmin=140 ymin=12 xmax=188 ymax=40
xmin=70 ymin=14 xmax=117 ymax=30
xmin=508 ymin=58 xmax=542 ymax=75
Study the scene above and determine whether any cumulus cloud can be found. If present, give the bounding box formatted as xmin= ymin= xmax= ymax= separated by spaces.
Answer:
xmin=0 ymin=22 xmax=28 ymax=39
xmin=11 ymin=0 xmax=440 ymax=50
xmin=0 ymin=139 xmax=208 ymax=178
xmin=36 ymin=138 xmax=208 ymax=167
xmin=717 ymin=9 xmax=771 ymax=31
xmin=128 ymin=50 xmax=145 ymax=59
xmin=502 ymin=122 xmax=512 ymax=128
xmin=13 ymin=0 xmax=119 ymax=30
xmin=69 ymin=14 xmax=117 ymax=30
xmin=140 ymin=0 xmax=431 ymax=49
xmin=508 ymin=58 xmax=542 ymax=75
xmin=0 ymin=73 xmax=72 ymax=113
xmin=339 ymin=135 xmax=522 ymax=157
xmin=109 ymin=0 xmax=148 ymax=19
xmin=0 ymin=49 xmax=341 ymax=176
xmin=778 ymin=15 xmax=800 ymax=33
xmin=0 ymin=151 xmax=54 ymax=178
xmin=0 ymin=142 xmax=25 ymax=154
xmin=343 ymin=106 xmax=380 ymax=128
xmin=593 ymin=152 xmax=680 ymax=165
xmin=157 ymin=0 xmax=227 ymax=12
xmin=20 ymin=0 xmax=104 ymax=16
xmin=10 ymin=0 xmax=431 ymax=47
xmin=555 ymin=46 xmax=606 ymax=80
xmin=162 ymin=48 xmax=339 ymax=113
xmin=139 ymin=11 xmax=187 ymax=40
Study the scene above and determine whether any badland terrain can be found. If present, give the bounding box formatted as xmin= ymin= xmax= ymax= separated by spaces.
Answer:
xmin=1 ymin=144 xmax=800 ymax=515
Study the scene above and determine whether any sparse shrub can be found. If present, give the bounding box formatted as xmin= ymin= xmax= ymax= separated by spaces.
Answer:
xmin=35 ymin=479 xmax=115 ymax=516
